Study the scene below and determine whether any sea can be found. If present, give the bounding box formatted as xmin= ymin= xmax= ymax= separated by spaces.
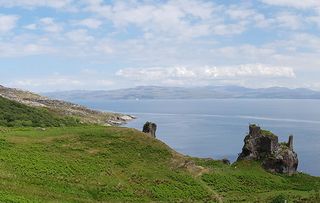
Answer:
xmin=74 ymin=99 xmax=320 ymax=176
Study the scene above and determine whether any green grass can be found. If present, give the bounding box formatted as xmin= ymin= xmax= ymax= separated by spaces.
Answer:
xmin=197 ymin=159 xmax=320 ymax=202
xmin=0 ymin=126 xmax=319 ymax=202
xmin=0 ymin=96 xmax=80 ymax=127
xmin=0 ymin=126 xmax=216 ymax=202
xmin=261 ymin=129 xmax=277 ymax=138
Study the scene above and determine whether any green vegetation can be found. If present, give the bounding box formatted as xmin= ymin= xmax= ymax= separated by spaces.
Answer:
xmin=0 ymin=126 xmax=319 ymax=202
xmin=0 ymin=95 xmax=319 ymax=202
xmin=197 ymin=159 xmax=320 ymax=202
xmin=0 ymin=126 xmax=215 ymax=202
xmin=0 ymin=96 xmax=80 ymax=127
xmin=261 ymin=129 xmax=277 ymax=138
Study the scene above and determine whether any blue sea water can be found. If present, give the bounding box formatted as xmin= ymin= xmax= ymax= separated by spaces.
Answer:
xmin=74 ymin=99 xmax=320 ymax=176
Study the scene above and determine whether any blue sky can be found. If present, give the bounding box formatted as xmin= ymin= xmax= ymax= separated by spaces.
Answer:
xmin=0 ymin=0 xmax=320 ymax=92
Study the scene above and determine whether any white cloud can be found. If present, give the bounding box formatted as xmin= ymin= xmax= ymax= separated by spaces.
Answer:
xmin=14 ymin=77 xmax=82 ymax=88
xmin=96 ymin=79 xmax=114 ymax=86
xmin=82 ymin=0 xmax=111 ymax=17
xmin=213 ymin=45 xmax=276 ymax=60
xmin=226 ymin=6 xmax=258 ymax=20
xmin=65 ymin=29 xmax=94 ymax=44
xmin=0 ymin=42 xmax=55 ymax=57
xmin=94 ymin=42 xmax=114 ymax=54
xmin=24 ymin=23 xmax=37 ymax=30
xmin=10 ymin=73 xmax=117 ymax=91
xmin=307 ymin=15 xmax=320 ymax=28
xmin=117 ymin=64 xmax=295 ymax=83
xmin=260 ymin=0 xmax=320 ymax=9
xmin=0 ymin=0 xmax=75 ymax=9
xmin=75 ymin=18 xmax=102 ymax=29
xmin=0 ymin=14 xmax=19 ymax=33
xmin=40 ymin=17 xmax=63 ymax=33
xmin=82 ymin=0 xmax=250 ymax=38
xmin=275 ymin=12 xmax=302 ymax=29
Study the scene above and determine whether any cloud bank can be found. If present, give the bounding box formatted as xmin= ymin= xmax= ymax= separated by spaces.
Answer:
xmin=117 ymin=64 xmax=295 ymax=84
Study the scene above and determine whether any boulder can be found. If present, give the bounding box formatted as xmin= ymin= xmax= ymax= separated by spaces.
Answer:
xmin=222 ymin=158 xmax=231 ymax=165
xmin=237 ymin=124 xmax=298 ymax=175
xmin=142 ymin=122 xmax=157 ymax=138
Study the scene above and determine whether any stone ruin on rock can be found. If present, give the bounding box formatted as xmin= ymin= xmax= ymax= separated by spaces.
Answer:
xmin=142 ymin=122 xmax=157 ymax=138
xmin=237 ymin=124 xmax=298 ymax=175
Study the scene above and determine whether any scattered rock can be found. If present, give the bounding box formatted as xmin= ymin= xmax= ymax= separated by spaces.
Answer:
xmin=142 ymin=122 xmax=157 ymax=138
xmin=171 ymin=153 xmax=209 ymax=177
xmin=237 ymin=124 xmax=298 ymax=175
xmin=108 ymin=120 xmax=122 ymax=125
xmin=36 ymin=127 xmax=47 ymax=131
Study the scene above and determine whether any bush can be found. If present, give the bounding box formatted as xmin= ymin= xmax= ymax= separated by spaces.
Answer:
xmin=271 ymin=194 xmax=287 ymax=203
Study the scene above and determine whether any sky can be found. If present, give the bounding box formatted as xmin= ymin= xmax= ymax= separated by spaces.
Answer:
xmin=0 ymin=0 xmax=320 ymax=92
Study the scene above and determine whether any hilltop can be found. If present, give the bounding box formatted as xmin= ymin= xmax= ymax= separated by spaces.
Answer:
xmin=0 ymin=85 xmax=133 ymax=126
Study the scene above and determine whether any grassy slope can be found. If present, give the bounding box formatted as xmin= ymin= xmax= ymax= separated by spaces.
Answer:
xmin=0 ymin=126 xmax=319 ymax=202
xmin=0 ymin=96 xmax=80 ymax=127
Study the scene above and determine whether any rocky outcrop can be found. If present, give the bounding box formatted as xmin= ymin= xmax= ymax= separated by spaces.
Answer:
xmin=142 ymin=122 xmax=157 ymax=138
xmin=237 ymin=124 xmax=298 ymax=175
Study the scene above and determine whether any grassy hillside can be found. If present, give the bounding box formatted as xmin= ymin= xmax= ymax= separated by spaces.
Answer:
xmin=0 ymin=96 xmax=80 ymax=127
xmin=0 ymin=126 xmax=319 ymax=202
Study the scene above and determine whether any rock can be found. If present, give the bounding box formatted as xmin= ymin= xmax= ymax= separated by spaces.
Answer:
xmin=36 ymin=127 xmax=47 ymax=131
xmin=237 ymin=124 xmax=279 ymax=161
xmin=262 ymin=147 xmax=298 ymax=175
xmin=287 ymin=135 xmax=293 ymax=150
xmin=108 ymin=120 xmax=122 ymax=125
xmin=120 ymin=115 xmax=135 ymax=121
xmin=142 ymin=122 xmax=157 ymax=138
xmin=237 ymin=124 xmax=298 ymax=175
xmin=222 ymin=158 xmax=231 ymax=165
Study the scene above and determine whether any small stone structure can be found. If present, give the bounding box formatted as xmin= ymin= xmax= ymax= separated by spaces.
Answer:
xmin=288 ymin=135 xmax=293 ymax=150
xmin=142 ymin=122 xmax=157 ymax=138
xmin=237 ymin=124 xmax=298 ymax=175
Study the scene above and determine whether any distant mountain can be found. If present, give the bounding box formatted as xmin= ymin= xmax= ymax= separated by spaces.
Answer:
xmin=43 ymin=85 xmax=320 ymax=101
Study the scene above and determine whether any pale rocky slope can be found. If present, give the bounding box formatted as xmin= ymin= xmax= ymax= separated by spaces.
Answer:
xmin=0 ymin=85 xmax=134 ymax=126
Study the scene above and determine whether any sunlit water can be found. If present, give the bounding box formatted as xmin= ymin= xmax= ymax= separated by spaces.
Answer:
xmin=74 ymin=99 xmax=320 ymax=176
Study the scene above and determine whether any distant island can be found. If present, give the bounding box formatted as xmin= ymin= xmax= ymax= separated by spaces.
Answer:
xmin=43 ymin=85 xmax=320 ymax=101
